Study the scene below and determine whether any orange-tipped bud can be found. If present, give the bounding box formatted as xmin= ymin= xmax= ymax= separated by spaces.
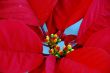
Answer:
xmin=49 ymin=49 xmax=54 ymax=54
xmin=53 ymin=38 xmax=57 ymax=43
xmin=71 ymin=49 xmax=74 ymax=52
xmin=46 ymin=36 xmax=49 ymax=41
xmin=55 ymin=45 xmax=60 ymax=51
xmin=54 ymin=34 xmax=58 ymax=38
xmin=59 ymin=50 xmax=63 ymax=55
xmin=45 ymin=39 xmax=48 ymax=42
xmin=67 ymin=51 xmax=70 ymax=54
xmin=63 ymin=46 xmax=68 ymax=51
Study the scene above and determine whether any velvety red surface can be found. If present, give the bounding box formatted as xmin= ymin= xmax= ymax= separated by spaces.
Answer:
xmin=28 ymin=0 xmax=92 ymax=33
xmin=0 ymin=0 xmax=39 ymax=26
xmin=77 ymin=0 xmax=110 ymax=45
xmin=84 ymin=27 xmax=110 ymax=54
xmin=0 ymin=20 xmax=44 ymax=73
xmin=30 ymin=47 xmax=110 ymax=73
xmin=46 ymin=0 xmax=92 ymax=33
xmin=0 ymin=0 xmax=110 ymax=73
xmin=28 ymin=0 xmax=57 ymax=25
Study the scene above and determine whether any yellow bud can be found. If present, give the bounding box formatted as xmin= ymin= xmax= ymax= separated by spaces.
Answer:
xmin=71 ymin=49 xmax=74 ymax=51
xmin=67 ymin=51 xmax=70 ymax=54
xmin=46 ymin=36 xmax=49 ymax=40
xmin=56 ymin=45 xmax=59 ymax=47
xmin=67 ymin=44 xmax=72 ymax=49
xmin=49 ymin=49 xmax=54 ymax=54
xmin=53 ymin=39 xmax=57 ymax=43
xmin=54 ymin=34 xmax=58 ymax=38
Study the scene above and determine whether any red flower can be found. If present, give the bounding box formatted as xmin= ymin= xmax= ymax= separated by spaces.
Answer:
xmin=28 ymin=0 xmax=110 ymax=73
xmin=0 ymin=0 xmax=110 ymax=73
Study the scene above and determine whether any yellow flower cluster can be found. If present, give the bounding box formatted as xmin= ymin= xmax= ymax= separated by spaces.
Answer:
xmin=45 ymin=34 xmax=74 ymax=58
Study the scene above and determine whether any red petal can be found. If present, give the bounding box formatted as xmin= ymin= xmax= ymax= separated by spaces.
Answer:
xmin=84 ymin=28 xmax=110 ymax=54
xmin=28 ymin=0 xmax=57 ymax=25
xmin=77 ymin=0 xmax=110 ymax=45
xmin=28 ymin=25 xmax=45 ymax=41
xmin=62 ymin=47 xmax=110 ymax=73
xmin=45 ymin=55 xmax=56 ymax=73
xmin=29 ymin=59 xmax=46 ymax=73
xmin=46 ymin=0 xmax=92 ymax=32
xmin=0 ymin=0 xmax=39 ymax=26
xmin=0 ymin=50 xmax=44 ymax=73
xmin=29 ymin=55 xmax=56 ymax=73
xmin=63 ymin=34 xmax=77 ymax=45
xmin=30 ymin=47 xmax=110 ymax=73
xmin=0 ymin=20 xmax=44 ymax=72
xmin=59 ymin=58 xmax=100 ymax=73
xmin=46 ymin=14 xmax=58 ymax=34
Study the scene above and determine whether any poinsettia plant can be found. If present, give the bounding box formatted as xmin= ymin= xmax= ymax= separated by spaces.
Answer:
xmin=0 ymin=0 xmax=110 ymax=73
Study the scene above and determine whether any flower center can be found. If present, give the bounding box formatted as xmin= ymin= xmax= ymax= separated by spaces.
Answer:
xmin=44 ymin=34 xmax=74 ymax=58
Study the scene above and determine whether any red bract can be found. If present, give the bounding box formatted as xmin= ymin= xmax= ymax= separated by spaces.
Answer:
xmin=84 ymin=27 xmax=110 ymax=54
xmin=0 ymin=0 xmax=39 ymax=26
xmin=0 ymin=20 xmax=44 ymax=73
xmin=65 ymin=47 xmax=110 ymax=73
xmin=0 ymin=0 xmax=45 ymax=41
xmin=28 ymin=0 xmax=57 ymax=25
xmin=46 ymin=0 xmax=92 ymax=33
xmin=36 ymin=0 xmax=110 ymax=72
xmin=77 ymin=0 xmax=110 ymax=45
xmin=28 ymin=0 xmax=92 ymax=34
xmin=63 ymin=34 xmax=77 ymax=45
xmin=0 ymin=0 xmax=110 ymax=73
xmin=30 ymin=47 xmax=110 ymax=73
xmin=29 ymin=26 xmax=45 ymax=41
